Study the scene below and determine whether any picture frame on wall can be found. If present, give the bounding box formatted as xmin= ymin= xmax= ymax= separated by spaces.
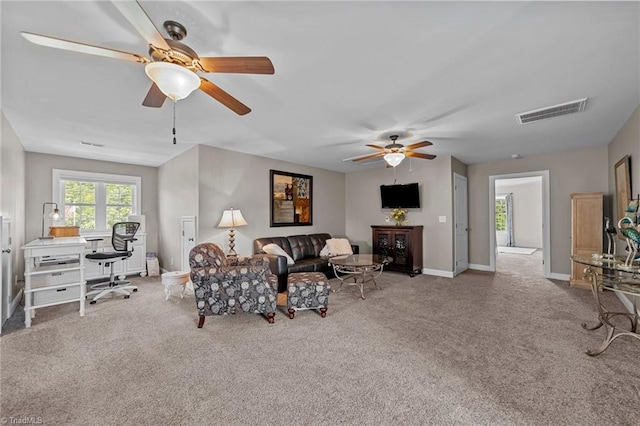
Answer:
xmin=614 ymin=155 xmax=632 ymax=223
xmin=270 ymin=170 xmax=313 ymax=227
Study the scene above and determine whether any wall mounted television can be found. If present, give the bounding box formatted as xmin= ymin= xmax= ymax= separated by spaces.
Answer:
xmin=380 ymin=182 xmax=420 ymax=208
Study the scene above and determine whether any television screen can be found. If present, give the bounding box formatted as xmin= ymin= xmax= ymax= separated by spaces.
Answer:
xmin=380 ymin=183 xmax=420 ymax=208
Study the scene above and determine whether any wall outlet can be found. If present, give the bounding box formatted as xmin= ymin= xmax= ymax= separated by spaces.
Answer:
xmin=439 ymin=216 xmax=447 ymax=223
xmin=384 ymin=216 xmax=390 ymax=223
xmin=170 ymin=258 xmax=174 ymax=266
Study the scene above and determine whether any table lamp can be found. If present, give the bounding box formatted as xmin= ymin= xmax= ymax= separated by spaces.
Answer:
xmin=217 ymin=208 xmax=248 ymax=257
xmin=40 ymin=202 xmax=60 ymax=239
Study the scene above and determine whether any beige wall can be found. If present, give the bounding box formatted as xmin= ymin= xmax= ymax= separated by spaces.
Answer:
xmin=1 ymin=111 xmax=27 ymax=291
xmin=346 ymin=156 xmax=456 ymax=273
xmin=25 ymin=153 xmax=159 ymax=254
xmin=157 ymin=145 xmax=199 ymax=271
xmin=468 ymin=146 xmax=609 ymax=275
xmin=157 ymin=144 xmax=347 ymax=271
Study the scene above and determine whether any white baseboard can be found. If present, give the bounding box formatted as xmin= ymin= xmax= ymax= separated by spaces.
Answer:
xmin=548 ymin=272 xmax=570 ymax=281
xmin=421 ymin=268 xmax=454 ymax=278
xmin=469 ymin=263 xmax=493 ymax=272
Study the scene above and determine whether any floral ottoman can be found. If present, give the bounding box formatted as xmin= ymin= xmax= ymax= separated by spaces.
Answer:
xmin=286 ymin=272 xmax=330 ymax=319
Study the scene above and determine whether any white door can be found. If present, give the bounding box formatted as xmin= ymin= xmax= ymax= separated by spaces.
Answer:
xmin=181 ymin=216 xmax=197 ymax=272
xmin=1 ymin=217 xmax=13 ymax=327
xmin=454 ymin=174 xmax=469 ymax=276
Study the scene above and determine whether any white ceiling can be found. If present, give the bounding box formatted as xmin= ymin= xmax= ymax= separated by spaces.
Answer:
xmin=2 ymin=1 xmax=639 ymax=173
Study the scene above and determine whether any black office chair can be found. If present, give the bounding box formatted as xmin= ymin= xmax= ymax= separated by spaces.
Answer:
xmin=86 ymin=221 xmax=140 ymax=304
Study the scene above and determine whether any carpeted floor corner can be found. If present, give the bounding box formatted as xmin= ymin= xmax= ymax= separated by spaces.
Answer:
xmin=1 ymin=251 xmax=638 ymax=425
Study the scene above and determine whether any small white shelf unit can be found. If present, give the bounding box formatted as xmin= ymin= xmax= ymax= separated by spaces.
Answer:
xmin=22 ymin=237 xmax=87 ymax=328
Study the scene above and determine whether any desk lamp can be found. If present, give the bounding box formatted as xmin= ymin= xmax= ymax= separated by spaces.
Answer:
xmin=40 ymin=202 xmax=60 ymax=239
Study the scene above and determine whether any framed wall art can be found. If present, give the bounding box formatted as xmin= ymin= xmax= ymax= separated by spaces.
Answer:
xmin=614 ymin=155 xmax=632 ymax=222
xmin=270 ymin=170 xmax=313 ymax=227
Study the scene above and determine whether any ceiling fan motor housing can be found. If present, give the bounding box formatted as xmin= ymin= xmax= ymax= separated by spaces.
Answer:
xmin=149 ymin=38 xmax=199 ymax=68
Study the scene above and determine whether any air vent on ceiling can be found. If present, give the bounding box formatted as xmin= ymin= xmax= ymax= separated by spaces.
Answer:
xmin=516 ymin=98 xmax=587 ymax=125
xmin=79 ymin=141 xmax=104 ymax=147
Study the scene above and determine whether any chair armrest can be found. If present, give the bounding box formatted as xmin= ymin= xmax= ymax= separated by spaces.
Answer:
xmin=243 ymin=253 xmax=287 ymax=276
xmin=86 ymin=238 xmax=103 ymax=253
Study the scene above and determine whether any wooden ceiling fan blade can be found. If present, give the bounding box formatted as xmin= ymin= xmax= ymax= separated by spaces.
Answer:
xmin=199 ymin=57 xmax=275 ymax=74
xmin=350 ymin=152 xmax=385 ymax=162
xmin=365 ymin=144 xmax=387 ymax=151
xmin=404 ymin=140 xmax=433 ymax=150
xmin=21 ymin=32 xmax=148 ymax=63
xmin=142 ymin=83 xmax=167 ymax=108
xmin=111 ymin=0 xmax=171 ymax=51
xmin=199 ymin=77 xmax=251 ymax=115
xmin=406 ymin=151 xmax=437 ymax=160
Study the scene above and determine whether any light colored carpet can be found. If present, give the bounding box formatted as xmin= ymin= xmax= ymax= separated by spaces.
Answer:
xmin=497 ymin=246 xmax=538 ymax=255
xmin=1 ymin=258 xmax=638 ymax=425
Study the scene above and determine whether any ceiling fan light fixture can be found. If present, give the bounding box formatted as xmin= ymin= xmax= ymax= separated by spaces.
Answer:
xmin=384 ymin=152 xmax=405 ymax=167
xmin=144 ymin=62 xmax=200 ymax=101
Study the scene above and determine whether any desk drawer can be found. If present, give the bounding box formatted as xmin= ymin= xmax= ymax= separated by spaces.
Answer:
xmin=33 ymin=285 xmax=81 ymax=305
xmin=31 ymin=269 xmax=81 ymax=288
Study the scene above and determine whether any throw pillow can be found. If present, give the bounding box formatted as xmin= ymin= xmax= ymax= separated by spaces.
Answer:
xmin=262 ymin=243 xmax=295 ymax=265
xmin=320 ymin=238 xmax=353 ymax=257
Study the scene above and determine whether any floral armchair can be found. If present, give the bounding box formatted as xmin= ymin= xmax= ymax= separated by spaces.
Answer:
xmin=189 ymin=243 xmax=278 ymax=328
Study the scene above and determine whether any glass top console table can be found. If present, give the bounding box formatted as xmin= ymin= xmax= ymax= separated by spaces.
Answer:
xmin=329 ymin=254 xmax=392 ymax=300
xmin=570 ymin=254 xmax=640 ymax=356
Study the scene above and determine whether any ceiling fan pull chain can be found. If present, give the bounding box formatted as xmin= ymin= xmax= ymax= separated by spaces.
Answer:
xmin=172 ymin=100 xmax=177 ymax=145
xmin=393 ymin=166 xmax=397 ymax=184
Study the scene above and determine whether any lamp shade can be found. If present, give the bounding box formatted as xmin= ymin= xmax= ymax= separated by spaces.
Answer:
xmin=218 ymin=208 xmax=248 ymax=228
xmin=144 ymin=62 xmax=201 ymax=101
xmin=384 ymin=152 xmax=405 ymax=167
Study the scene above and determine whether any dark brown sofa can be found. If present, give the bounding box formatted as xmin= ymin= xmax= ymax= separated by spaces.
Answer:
xmin=253 ymin=233 xmax=359 ymax=292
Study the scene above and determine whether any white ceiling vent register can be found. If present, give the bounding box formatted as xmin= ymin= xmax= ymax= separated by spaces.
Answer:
xmin=516 ymin=98 xmax=587 ymax=125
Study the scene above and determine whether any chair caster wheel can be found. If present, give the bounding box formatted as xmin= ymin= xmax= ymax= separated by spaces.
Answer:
xmin=133 ymin=289 xmax=138 ymax=292
xmin=124 ymin=295 xmax=130 ymax=299
xmin=90 ymin=300 xmax=97 ymax=304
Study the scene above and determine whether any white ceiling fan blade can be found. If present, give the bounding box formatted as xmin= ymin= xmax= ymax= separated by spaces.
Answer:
xmin=21 ymin=32 xmax=148 ymax=63
xmin=111 ymin=0 xmax=171 ymax=51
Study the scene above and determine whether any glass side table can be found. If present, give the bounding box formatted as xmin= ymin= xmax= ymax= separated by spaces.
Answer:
xmin=570 ymin=254 xmax=640 ymax=356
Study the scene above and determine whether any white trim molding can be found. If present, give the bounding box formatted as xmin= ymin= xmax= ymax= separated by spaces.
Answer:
xmin=469 ymin=263 xmax=494 ymax=272
xmin=422 ymin=268 xmax=455 ymax=278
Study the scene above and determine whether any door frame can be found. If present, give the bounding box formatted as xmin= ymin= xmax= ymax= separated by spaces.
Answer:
xmin=453 ymin=173 xmax=469 ymax=276
xmin=489 ymin=170 xmax=550 ymax=278
xmin=181 ymin=216 xmax=197 ymax=272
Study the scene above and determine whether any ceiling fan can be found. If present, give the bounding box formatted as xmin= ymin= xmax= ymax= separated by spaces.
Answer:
xmin=20 ymin=0 xmax=274 ymax=115
xmin=345 ymin=135 xmax=437 ymax=167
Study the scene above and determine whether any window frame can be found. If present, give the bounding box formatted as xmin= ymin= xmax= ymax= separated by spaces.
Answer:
xmin=52 ymin=169 xmax=141 ymax=236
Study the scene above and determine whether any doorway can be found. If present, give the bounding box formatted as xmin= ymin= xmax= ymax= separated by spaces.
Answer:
xmin=489 ymin=171 xmax=550 ymax=278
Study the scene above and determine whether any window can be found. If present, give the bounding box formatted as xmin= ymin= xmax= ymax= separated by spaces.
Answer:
xmin=495 ymin=197 xmax=506 ymax=232
xmin=53 ymin=170 xmax=141 ymax=234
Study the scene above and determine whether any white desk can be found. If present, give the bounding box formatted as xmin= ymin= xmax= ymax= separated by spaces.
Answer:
xmin=22 ymin=237 xmax=87 ymax=327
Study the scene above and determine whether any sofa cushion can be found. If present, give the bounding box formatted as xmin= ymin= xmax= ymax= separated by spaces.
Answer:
xmin=287 ymin=235 xmax=315 ymax=261
xmin=288 ymin=257 xmax=330 ymax=274
xmin=254 ymin=237 xmax=293 ymax=258
xmin=262 ymin=243 xmax=295 ymax=265
xmin=308 ymin=233 xmax=331 ymax=257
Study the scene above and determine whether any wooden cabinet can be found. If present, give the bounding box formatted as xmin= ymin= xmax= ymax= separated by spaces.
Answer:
xmin=570 ymin=193 xmax=603 ymax=289
xmin=371 ymin=225 xmax=423 ymax=276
